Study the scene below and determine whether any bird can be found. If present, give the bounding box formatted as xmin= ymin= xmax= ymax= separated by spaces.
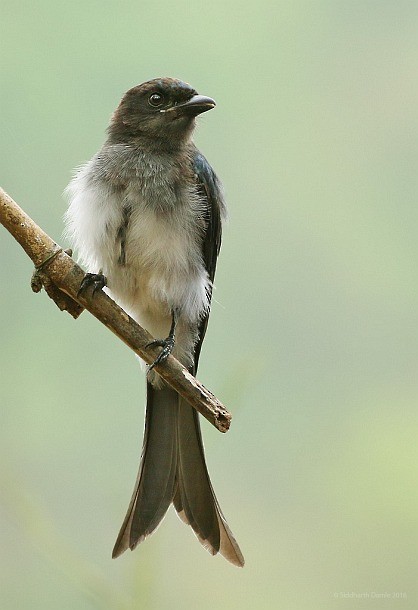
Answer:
xmin=64 ymin=77 xmax=244 ymax=567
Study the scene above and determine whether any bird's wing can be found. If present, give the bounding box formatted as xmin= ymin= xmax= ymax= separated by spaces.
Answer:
xmin=192 ymin=150 xmax=226 ymax=371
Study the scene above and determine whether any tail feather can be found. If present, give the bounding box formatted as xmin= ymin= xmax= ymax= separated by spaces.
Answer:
xmin=174 ymin=398 xmax=244 ymax=566
xmin=113 ymin=384 xmax=244 ymax=567
xmin=173 ymin=401 xmax=220 ymax=553
xmin=112 ymin=384 xmax=178 ymax=558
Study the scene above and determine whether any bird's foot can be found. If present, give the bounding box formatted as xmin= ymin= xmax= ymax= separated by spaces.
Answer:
xmin=146 ymin=335 xmax=175 ymax=371
xmin=77 ymin=272 xmax=107 ymax=297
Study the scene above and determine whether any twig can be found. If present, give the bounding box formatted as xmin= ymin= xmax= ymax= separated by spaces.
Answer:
xmin=0 ymin=186 xmax=231 ymax=432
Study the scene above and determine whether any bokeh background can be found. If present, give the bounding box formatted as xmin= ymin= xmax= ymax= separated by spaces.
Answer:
xmin=1 ymin=1 xmax=418 ymax=609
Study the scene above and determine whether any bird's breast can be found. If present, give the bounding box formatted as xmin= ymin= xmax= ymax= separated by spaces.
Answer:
xmin=107 ymin=195 xmax=209 ymax=324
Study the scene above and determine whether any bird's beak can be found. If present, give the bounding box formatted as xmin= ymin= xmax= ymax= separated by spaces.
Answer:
xmin=161 ymin=94 xmax=216 ymax=116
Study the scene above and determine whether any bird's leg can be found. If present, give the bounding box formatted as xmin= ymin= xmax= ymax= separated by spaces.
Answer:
xmin=77 ymin=270 xmax=107 ymax=297
xmin=146 ymin=310 xmax=177 ymax=371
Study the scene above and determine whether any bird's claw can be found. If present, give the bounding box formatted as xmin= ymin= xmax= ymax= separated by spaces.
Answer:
xmin=146 ymin=335 xmax=175 ymax=371
xmin=78 ymin=272 xmax=107 ymax=297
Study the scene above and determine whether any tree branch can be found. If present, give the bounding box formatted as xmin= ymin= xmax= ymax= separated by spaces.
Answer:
xmin=0 ymin=186 xmax=231 ymax=432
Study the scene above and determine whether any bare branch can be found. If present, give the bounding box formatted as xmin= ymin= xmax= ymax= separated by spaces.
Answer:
xmin=0 ymin=186 xmax=231 ymax=432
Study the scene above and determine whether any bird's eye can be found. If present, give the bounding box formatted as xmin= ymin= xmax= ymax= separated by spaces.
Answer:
xmin=148 ymin=93 xmax=164 ymax=107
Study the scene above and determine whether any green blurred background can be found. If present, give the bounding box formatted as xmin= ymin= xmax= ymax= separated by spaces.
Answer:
xmin=1 ymin=1 xmax=418 ymax=608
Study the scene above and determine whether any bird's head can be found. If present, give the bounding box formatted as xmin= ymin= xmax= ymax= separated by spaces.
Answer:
xmin=107 ymin=77 xmax=216 ymax=149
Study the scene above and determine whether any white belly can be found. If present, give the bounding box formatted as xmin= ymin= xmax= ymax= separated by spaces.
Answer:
xmin=107 ymin=203 xmax=208 ymax=315
xmin=65 ymin=159 xmax=209 ymax=368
